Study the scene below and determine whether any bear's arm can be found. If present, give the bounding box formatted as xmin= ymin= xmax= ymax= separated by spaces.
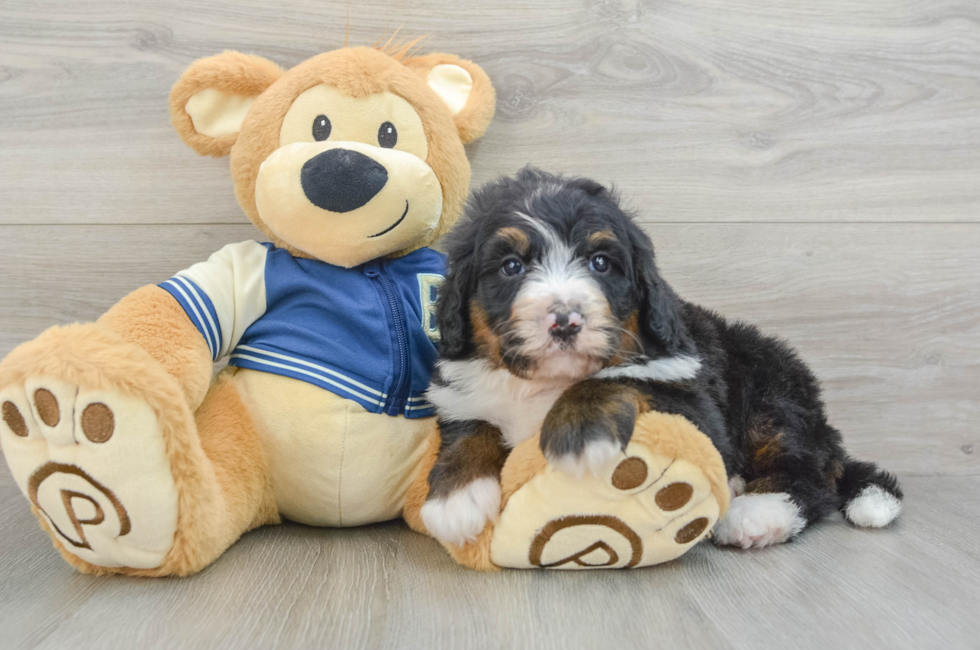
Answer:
xmin=98 ymin=285 xmax=214 ymax=411
xmin=96 ymin=240 xmax=270 ymax=411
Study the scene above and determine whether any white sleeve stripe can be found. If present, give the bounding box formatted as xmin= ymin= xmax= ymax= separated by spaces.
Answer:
xmin=167 ymin=277 xmax=218 ymax=353
xmin=229 ymin=353 xmax=384 ymax=406
xmin=162 ymin=279 xmax=216 ymax=358
xmin=171 ymin=275 xmax=222 ymax=352
xmin=174 ymin=240 xmax=269 ymax=359
xmin=235 ymin=345 xmax=387 ymax=397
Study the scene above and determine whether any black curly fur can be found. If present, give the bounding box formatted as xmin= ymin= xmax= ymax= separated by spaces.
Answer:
xmin=430 ymin=166 xmax=903 ymax=536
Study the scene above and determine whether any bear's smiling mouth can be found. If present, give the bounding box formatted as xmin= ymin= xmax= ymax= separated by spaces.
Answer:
xmin=368 ymin=200 xmax=410 ymax=238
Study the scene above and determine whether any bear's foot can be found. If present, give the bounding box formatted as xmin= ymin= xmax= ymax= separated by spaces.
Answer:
xmin=0 ymin=324 xmax=212 ymax=574
xmin=486 ymin=411 xmax=730 ymax=570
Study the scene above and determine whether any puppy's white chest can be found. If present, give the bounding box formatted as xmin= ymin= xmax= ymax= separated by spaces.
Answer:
xmin=489 ymin=385 xmax=567 ymax=447
xmin=427 ymin=360 xmax=571 ymax=447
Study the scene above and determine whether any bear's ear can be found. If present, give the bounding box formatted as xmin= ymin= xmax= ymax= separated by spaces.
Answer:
xmin=170 ymin=51 xmax=283 ymax=157
xmin=403 ymin=54 xmax=496 ymax=144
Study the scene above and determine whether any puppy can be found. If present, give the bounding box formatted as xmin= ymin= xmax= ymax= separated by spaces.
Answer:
xmin=420 ymin=167 xmax=903 ymax=549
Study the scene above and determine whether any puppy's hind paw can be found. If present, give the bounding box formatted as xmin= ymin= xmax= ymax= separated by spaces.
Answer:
xmin=844 ymin=485 xmax=902 ymax=528
xmin=421 ymin=478 xmax=501 ymax=547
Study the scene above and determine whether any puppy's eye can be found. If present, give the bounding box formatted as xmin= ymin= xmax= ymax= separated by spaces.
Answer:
xmin=501 ymin=258 xmax=525 ymax=277
xmin=590 ymin=254 xmax=610 ymax=273
xmin=312 ymin=115 xmax=332 ymax=141
xmin=378 ymin=121 xmax=398 ymax=148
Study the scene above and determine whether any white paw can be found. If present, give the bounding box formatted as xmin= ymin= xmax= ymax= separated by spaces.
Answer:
xmin=713 ymin=493 xmax=805 ymax=549
xmin=844 ymin=485 xmax=902 ymax=528
xmin=0 ymin=380 xmax=178 ymax=569
xmin=547 ymin=439 xmax=622 ymax=480
xmin=421 ymin=477 xmax=501 ymax=546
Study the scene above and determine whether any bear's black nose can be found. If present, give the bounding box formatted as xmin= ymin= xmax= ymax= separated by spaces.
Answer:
xmin=300 ymin=148 xmax=388 ymax=213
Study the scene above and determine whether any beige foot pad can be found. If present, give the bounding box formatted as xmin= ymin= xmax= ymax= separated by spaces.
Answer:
xmin=1 ymin=380 xmax=179 ymax=568
xmin=0 ymin=324 xmax=209 ymax=574
xmin=489 ymin=411 xmax=730 ymax=570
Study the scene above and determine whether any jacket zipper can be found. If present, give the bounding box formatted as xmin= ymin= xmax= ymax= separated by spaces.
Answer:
xmin=365 ymin=262 xmax=411 ymax=415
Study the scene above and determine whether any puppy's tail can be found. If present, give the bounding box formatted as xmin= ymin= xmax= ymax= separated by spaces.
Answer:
xmin=837 ymin=459 xmax=903 ymax=528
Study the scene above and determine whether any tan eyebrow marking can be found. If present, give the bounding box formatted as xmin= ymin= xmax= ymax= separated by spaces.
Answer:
xmin=495 ymin=227 xmax=531 ymax=254
xmin=589 ymin=230 xmax=617 ymax=245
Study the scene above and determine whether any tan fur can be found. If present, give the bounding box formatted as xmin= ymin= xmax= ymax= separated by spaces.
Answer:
xmin=499 ymin=434 xmax=550 ymax=510
xmin=98 ymin=285 xmax=214 ymax=411
xmin=630 ymin=411 xmax=731 ymax=515
xmin=193 ymin=369 xmax=280 ymax=537
xmin=444 ymin=525 xmax=499 ymax=572
xmin=211 ymin=46 xmax=493 ymax=260
xmin=403 ymin=53 xmax=496 ymax=144
xmin=609 ymin=311 xmax=641 ymax=366
xmin=170 ymin=51 xmax=284 ymax=157
xmin=470 ymin=302 xmax=504 ymax=367
xmin=495 ymin=227 xmax=531 ymax=255
xmin=409 ymin=411 xmax=728 ymax=571
xmin=1 ymin=324 xmax=221 ymax=576
xmin=588 ymin=230 xmax=616 ymax=245
xmin=1 ymin=326 xmax=279 ymax=577
xmin=402 ymin=430 xmax=440 ymax=535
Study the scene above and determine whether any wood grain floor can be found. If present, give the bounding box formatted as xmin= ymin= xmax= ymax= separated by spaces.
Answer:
xmin=1 ymin=0 xmax=978 ymax=648
xmin=2 ymin=463 xmax=978 ymax=650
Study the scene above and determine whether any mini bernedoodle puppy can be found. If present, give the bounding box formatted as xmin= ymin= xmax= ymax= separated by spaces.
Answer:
xmin=420 ymin=167 xmax=902 ymax=550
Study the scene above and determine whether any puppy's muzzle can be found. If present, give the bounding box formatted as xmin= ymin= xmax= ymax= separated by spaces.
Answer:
xmin=301 ymin=148 xmax=388 ymax=213
xmin=547 ymin=308 xmax=583 ymax=343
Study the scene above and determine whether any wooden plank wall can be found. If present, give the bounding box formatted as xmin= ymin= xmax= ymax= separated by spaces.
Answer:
xmin=1 ymin=0 xmax=978 ymax=480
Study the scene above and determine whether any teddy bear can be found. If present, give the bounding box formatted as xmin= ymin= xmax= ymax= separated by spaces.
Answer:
xmin=0 ymin=43 xmax=495 ymax=576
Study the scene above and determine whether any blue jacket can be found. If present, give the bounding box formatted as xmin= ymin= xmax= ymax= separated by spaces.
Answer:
xmin=160 ymin=241 xmax=445 ymax=418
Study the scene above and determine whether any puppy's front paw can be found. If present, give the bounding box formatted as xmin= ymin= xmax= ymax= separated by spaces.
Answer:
xmin=540 ymin=380 xmax=639 ymax=479
xmin=420 ymin=478 xmax=501 ymax=546
xmin=546 ymin=439 xmax=622 ymax=480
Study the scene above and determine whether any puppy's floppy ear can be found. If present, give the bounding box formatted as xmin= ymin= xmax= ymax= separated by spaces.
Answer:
xmin=436 ymin=226 xmax=480 ymax=359
xmin=170 ymin=51 xmax=283 ymax=157
xmin=629 ymin=225 xmax=695 ymax=357
xmin=403 ymin=54 xmax=495 ymax=144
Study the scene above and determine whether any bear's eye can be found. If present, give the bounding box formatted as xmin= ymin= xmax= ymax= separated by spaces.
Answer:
xmin=312 ymin=115 xmax=332 ymax=141
xmin=378 ymin=121 xmax=398 ymax=148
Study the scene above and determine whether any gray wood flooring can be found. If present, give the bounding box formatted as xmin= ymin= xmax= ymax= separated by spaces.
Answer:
xmin=2 ymin=464 xmax=978 ymax=649
xmin=1 ymin=0 xmax=977 ymax=648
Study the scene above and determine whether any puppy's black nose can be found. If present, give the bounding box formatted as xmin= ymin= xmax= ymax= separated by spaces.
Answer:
xmin=300 ymin=148 xmax=388 ymax=213
xmin=549 ymin=311 xmax=582 ymax=342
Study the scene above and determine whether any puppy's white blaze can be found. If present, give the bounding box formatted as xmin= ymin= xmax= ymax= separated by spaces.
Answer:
xmin=420 ymin=477 xmax=501 ymax=546
xmin=844 ymin=485 xmax=902 ymax=528
xmin=510 ymin=211 xmax=616 ymax=373
xmin=514 ymin=211 xmax=561 ymax=248
xmin=523 ymin=183 xmax=564 ymax=214
xmin=547 ymin=438 xmax=622 ymax=480
xmin=596 ymin=355 xmax=702 ymax=382
xmin=713 ymin=493 xmax=805 ymax=549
